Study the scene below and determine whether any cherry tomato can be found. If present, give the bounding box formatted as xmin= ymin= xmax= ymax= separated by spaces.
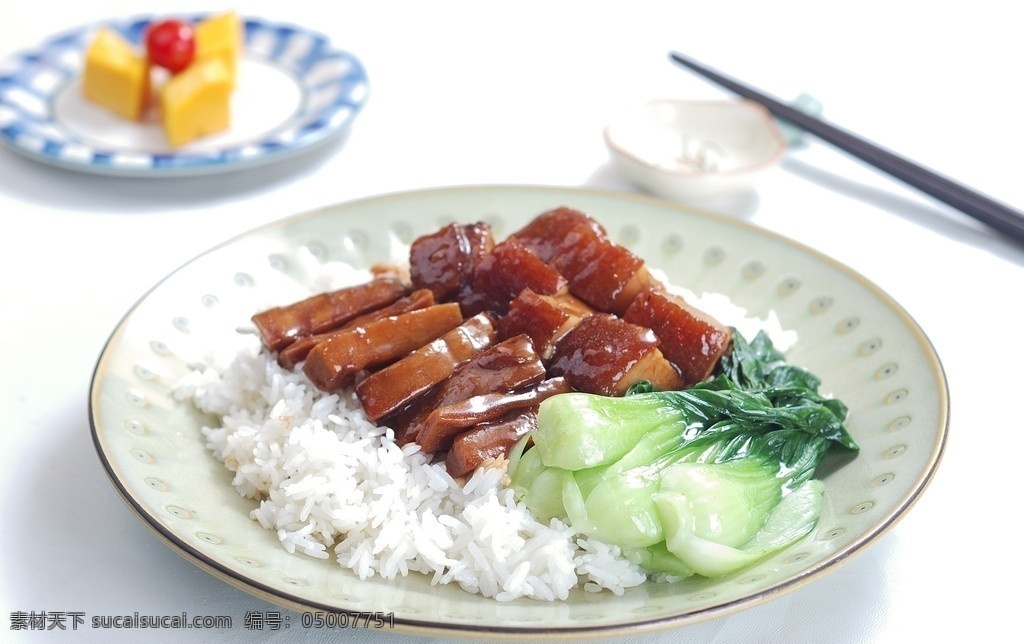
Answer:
xmin=145 ymin=19 xmax=196 ymax=73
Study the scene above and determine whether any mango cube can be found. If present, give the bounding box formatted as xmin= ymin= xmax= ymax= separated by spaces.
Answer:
xmin=160 ymin=57 xmax=232 ymax=147
xmin=194 ymin=12 xmax=242 ymax=87
xmin=81 ymin=29 xmax=150 ymax=120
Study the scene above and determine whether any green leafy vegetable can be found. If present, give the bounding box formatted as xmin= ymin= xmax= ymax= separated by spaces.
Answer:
xmin=508 ymin=329 xmax=858 ymax=578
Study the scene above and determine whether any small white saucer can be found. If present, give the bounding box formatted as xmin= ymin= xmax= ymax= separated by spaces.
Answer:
xmin=604 ymin=99 xmax=786 ymax=201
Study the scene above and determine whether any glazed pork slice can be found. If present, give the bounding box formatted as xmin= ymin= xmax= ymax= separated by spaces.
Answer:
xmin=277 ymin=289 xmax=435 ymax=369
xmin=497 ymin=289 xmax=593 ymax=360
xmin=418 ymin=377 xmax=571 ymax=440
xmin=355 ymin=313 xmax=497 ymax=421
xmin=409 ymin=222 xmax=494 ymax=302
xmin=548 ymin=313 xmax=684 ymax=395
xmin=623 ymin=288 xmax=733 ymax=387
xmin=510 ymin=206 xmax=608 ymax=263
xmin=547 ymin=222 xmax=661 ymax=316
xmin=391 ymin=335 xmax=546 ymax=448
xmin=251 ymin=277 xmax=409 ymax=352
xmin=445 ymin=409 xmax=538 ymax=478
xmin=302 ymin=302 xmax=463 ymax=392
xmin=460 ymin=237 xmax=568 ymax=316
xmin=511 ymin=207 xmax=659 ymax=314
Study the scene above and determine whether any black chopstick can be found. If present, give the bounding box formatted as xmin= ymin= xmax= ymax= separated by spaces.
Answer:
xmin=668 ymin=51 xmax=1024 ymax=245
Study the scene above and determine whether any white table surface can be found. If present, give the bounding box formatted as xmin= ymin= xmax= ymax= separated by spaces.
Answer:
xmin=3 ymin=1 xmax=1022 ymax=643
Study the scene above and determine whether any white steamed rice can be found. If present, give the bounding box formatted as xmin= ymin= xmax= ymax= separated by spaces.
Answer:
xmin=173 ymin=278 xmax=794 ymax=602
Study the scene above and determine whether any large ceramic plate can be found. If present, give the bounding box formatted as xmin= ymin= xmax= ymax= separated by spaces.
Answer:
xmin=88 ymin=185 xmax=948 ymax=639
xmin=0 ymin=14 xmax=368 ymax=176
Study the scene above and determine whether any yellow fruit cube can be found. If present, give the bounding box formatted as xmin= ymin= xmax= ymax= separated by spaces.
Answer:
xmin=160 ymin=57 xmax=232 ymax=147
xmin=82 ymin=29 xmax=150 ymax=120
xmin=194 ymin=12 xmax=242 ymax=87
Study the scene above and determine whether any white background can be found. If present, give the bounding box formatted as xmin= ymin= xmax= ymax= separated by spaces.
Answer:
xmin=2 ymin=1 xmax=1022 ymax=643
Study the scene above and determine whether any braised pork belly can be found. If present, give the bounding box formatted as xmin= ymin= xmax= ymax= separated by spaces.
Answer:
xmin=459 ymin=236 xmax=568 ymax=316
xmin=548 ymin=313 xmax=684 ymax=395
xmin=409 ymin=221 xmax=494 ymax=303
xmin=497 ymin=289 xmax=593 ymax=361
xmin=623 ymin=288 xmax=732 ymax=387
xmin=250 ymin=207 xmax=734 ymax=476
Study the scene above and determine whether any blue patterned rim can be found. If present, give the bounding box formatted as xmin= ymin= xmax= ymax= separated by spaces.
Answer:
xmin=0 ymin=14 xmax=369 ymax=176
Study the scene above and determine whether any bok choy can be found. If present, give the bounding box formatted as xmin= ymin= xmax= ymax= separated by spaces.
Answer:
xmin=507 ymin=330 xmax=858 ymax=578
